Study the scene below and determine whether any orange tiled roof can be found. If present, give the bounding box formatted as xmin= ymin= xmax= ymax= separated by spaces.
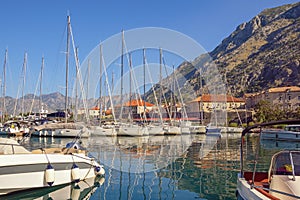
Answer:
xmin=192 ymin=94 xmax=245 ymax=103
xmin=123 ymin=99 xmax=154 ymax=107
xmin=90 ymin=106 xmax=100 ymax=110
xmin=267 ymin=86 xmax=300 ymax=93
xmin=244 ymin=93 xmax=260 ymax=98
xmin=244 ymin=86 xmax=300 ymax=98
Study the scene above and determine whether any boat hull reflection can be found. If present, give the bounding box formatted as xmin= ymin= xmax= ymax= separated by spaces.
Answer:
xmin=1 ymin=176 xmax=105 ymax=200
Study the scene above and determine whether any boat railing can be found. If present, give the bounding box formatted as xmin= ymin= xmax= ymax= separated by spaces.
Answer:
xmin=0 ymin=142 xmax=22 ymax=154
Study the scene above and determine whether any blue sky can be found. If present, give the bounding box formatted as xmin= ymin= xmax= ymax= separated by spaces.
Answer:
xmin=0 ymin=0 xmax=298 ymax=98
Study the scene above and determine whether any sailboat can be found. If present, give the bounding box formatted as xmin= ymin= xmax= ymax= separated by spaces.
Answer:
xmin=0 ymin=51 xmax=30 ymax=138
xmin=115 ymin=31 xmax=149 ymax=137
xmin=90 ymin=44 xmax=117 ymax=137
xmin=31 ymin=15 xmax=90 ymax=138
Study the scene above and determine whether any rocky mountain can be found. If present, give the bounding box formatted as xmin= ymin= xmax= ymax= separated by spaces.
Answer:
xmin=178 ymin=2 xmax=300 ymax=98
xmin=213 ymin=2 xmax=300 ymax=95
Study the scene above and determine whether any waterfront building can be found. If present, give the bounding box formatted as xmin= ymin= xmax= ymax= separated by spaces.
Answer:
xmin=188 ymin=94 xmax=246 ymax=113
xmin=186 ymin=94 xmax=246 ymax=124
xmin=244 ymin=86 xmax=300 ymax=110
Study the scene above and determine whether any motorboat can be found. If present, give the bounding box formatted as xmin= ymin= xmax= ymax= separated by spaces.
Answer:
xmin=0 ymin=120 xmax=30 ymax=137
xmin=206 ymin=123 xmax=221 ymax=132
xmin=0 ymin=137 xmax=105 ymax=196
xmin=236 ymin=119 xmax=300 ymax=200
xmin=205 ymin=124 xmax=222 ymax=137
xmin=261 ymin=124 xmax=300 ymax=141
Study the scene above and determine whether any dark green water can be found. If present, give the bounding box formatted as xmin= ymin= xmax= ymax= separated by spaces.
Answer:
xmin=3 ymin=133 xmax=281 ymax=200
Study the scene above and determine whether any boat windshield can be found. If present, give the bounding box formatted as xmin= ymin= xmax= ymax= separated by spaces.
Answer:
xmin=270 ymin=151 xmax=300 ymax=176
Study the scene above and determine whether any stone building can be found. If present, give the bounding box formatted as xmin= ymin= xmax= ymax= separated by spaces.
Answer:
xmin=244 ymin=86 xmax=300 ymax=110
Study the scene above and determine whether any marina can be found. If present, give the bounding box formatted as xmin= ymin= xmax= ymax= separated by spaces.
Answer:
xmin=0 ymin=1 xmax=298 ymax=200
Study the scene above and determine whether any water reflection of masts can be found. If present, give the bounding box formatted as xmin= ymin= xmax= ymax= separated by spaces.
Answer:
xmin=126 ymin=143 xmax=132 ymax=200
xmin=103 ymin=137 xmax=117 ymax=200
xmin=119 ymin=145 xmax=122 ymax=200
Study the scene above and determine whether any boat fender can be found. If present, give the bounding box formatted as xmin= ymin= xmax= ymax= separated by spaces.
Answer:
xmin=45 ymin=164 xmax=55 ymax=186
xmin=94 ymin=165 xmax=105 ymax=175
xmin=71 ymin=163 xmax=80 ymax=183
xmin=71 ymin=185 xmax=81 ymax=200
xmin=98 ymin=177 xmax=105 ymax=186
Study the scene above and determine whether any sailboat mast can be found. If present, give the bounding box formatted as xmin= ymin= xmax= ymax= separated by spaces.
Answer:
xmin=39 ymin=56 xmax=44 ymax=119
xmin=2 ymin=49 xmax=7 ymax=122
xmin=99 ymin=44 xmax=103 ymax=124
xmin=199 ymin=68 xmax=204 ymax=125
xmin=87 ymin=59 xmax=90 ymax=104
xmin=65 ymin=15 xmax=71 ymax=123
xmin=129 ymin=53 xmax=132 ymax=120
xmin=120 ymin=30 xmax=124 ymax=120
xmin=159 ymin=48 xmax=162 ymax=109
xmin=143 ymin=48 xmax=146 ymax=120
xmin=21 ymin=52 xmax=27 ymax=119
xmin=74 ymin=47 xmax=79 ymax=122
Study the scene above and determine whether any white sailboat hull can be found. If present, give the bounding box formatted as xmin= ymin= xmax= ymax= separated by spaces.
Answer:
xmin=164 ymin=126 xmax=181 ymax=135
xmin=118 ymin=125 xmax=149 ymax=136
xmin=90 ymin=126 xmax=117 ymax=137
xmin=147 ymin=125 xmax=164 ymax=135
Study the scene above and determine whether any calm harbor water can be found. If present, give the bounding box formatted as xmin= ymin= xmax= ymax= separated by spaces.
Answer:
xmin=2 ymin=133 xmax=278 ymax=200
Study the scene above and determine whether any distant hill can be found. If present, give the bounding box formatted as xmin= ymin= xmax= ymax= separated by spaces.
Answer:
xmin=0 ymin=92 xmax=68 ymax=115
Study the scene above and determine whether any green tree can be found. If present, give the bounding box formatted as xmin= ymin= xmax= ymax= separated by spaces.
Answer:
xmin=254 ymin=100 xmax=286 ymax=122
